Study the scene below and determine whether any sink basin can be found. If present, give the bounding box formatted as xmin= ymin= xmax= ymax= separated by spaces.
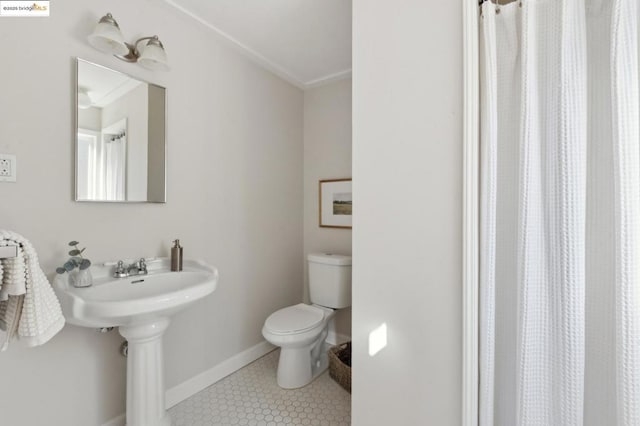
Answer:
xmin=53 ymin=258 xmax=218 ymax=328
xmin=53 ymin=257 xmax=218 ymax=426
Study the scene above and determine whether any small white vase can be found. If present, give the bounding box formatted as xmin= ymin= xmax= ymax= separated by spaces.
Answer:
xmin=69 ymin=268 xmax=93 ymax=288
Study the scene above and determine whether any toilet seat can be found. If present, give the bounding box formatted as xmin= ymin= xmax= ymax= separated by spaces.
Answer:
xmin=264 ymin=303 xmax=324 ymax=335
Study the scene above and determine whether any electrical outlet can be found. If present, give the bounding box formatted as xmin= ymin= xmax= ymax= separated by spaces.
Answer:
xmin=0 ymin=154 xmax=16 ymax=182
xmin=0 ymin=160 xmax=10 ymax=175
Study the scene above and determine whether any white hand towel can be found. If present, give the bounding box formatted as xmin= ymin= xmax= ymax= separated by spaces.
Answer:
xmin=0 ymin=230 xmax=64 ymax=350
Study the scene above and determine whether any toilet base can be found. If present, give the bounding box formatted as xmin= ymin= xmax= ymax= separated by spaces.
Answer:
xmin=277 ymin=342 xmax=331 ymax=389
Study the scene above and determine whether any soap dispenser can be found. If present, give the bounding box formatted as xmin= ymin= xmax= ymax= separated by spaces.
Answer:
xmin=171 ymin=239 xmax=183 ymax=271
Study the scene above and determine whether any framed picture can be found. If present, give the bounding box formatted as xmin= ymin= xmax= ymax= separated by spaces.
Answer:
xmin=319 ymin=178 xmax=352 ymax=229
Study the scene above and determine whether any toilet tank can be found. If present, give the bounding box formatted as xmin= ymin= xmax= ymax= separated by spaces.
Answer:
xmin=307 ymin=253 xmax=352 ymax=309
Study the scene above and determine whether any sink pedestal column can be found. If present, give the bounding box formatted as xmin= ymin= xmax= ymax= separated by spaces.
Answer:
xmin=119 ymin=318 xmax=172 ymax=426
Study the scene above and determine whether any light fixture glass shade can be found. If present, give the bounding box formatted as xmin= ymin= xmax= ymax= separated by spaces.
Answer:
xmin=87 ymin=15 xmax=129 ymax=56
xmin=137 ymin=37 xmax=169 ymax=71
xmin=77 ymin=90 xmax=92 ymax=109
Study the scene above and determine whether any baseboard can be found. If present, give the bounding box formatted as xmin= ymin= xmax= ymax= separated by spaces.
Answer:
xmin=101 ymin=340 xmax=276 ymax=426
xmin=166 ymin=340 xmax=276 ymax=408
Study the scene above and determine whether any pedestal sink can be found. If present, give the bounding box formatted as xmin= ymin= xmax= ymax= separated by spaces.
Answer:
xmin=53 ymin=258 xmax=218 ymax=426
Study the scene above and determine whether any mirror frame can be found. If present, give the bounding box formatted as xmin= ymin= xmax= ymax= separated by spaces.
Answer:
xmin=74 ymin=57 xmax=167 ymax=203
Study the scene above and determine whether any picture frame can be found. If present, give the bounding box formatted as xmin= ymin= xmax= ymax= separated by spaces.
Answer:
xmin=319 ymin=178 xmax=352 ymax=229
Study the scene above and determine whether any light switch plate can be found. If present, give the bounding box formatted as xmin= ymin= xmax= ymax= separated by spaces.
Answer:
xmin=0 ymin=154 xmax=16 ymax=182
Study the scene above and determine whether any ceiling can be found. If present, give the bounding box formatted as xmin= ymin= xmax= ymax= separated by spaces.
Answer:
xmin=79 ymin=60 xmax=143 ymax=108
xmin=164 ymin=0 xmax=352 ymax=89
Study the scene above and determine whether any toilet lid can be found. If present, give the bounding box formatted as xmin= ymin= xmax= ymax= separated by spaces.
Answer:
xmin=264 ymin=303 xmax=324 ymax=334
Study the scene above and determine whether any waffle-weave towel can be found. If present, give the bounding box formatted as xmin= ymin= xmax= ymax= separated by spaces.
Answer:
xmin=0 ymin=230 xmax=64 ymax=350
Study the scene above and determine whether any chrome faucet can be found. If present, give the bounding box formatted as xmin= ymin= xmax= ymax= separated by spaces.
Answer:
xmin=113 ymin=258 xmax=149 ymax=278
xmin=127 ymin=262 xmax=139 ymax=275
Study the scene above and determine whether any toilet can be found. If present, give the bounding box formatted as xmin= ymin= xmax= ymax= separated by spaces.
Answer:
xmin=262 ymin=253 xmax=352 ymax=389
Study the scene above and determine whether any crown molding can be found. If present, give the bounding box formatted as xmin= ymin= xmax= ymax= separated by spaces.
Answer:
xmin=305 ymin=69 xmax=352 ymax=89
xmin=164 ymin=0 xmax=350 ymax=90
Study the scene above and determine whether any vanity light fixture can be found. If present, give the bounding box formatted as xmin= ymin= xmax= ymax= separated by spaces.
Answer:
xmin=87 ymin=13 xmax=169 ymax=71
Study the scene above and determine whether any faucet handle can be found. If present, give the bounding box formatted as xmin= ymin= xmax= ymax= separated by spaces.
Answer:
xmin=139 ymin=258 xmax=148 ymax=274
xmin=114 ymin=260 xmax=128 ymax=278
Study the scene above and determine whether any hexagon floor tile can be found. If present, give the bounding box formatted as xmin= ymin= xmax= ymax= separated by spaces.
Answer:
xmin=168 ymin=349 xmax=351 ymax=426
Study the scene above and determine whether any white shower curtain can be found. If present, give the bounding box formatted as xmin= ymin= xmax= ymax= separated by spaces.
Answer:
xmin=479 ymin=0 xmax=640 ymax=425
xmin=103 ymin=136 xmax=126 ymax=201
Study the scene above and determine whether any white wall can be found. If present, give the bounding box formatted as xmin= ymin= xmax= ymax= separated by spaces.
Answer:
xmin=303 ymin=79 xmax=352 ymax=341
xmin=352 ymin=1 xmax=462 ymax=425
xmin=0 ymin=1 xmax=303 ymax=425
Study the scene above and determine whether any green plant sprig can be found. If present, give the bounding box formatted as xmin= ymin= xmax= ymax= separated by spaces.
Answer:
xmin=56 ymin=240 xmax=91 ymax=274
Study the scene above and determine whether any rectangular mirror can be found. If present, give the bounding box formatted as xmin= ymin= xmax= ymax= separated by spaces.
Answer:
xmin=75 ymin=58 xmax=166 ymax=203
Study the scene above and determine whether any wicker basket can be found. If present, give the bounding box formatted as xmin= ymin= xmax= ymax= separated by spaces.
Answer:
xmin=328 ymin=342 xmax=351 ymax=393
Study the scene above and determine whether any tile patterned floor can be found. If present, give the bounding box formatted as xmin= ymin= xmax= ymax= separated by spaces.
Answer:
xmin=169 ymin=349 xmax=351 ymax=426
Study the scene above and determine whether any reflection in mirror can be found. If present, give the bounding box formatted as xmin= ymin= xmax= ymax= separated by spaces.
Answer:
xmin=76 ymin=58 xmax=166 ymax=203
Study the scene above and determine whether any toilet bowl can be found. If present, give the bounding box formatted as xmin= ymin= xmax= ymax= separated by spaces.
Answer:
xmin=262 ymin=253 xmax=352 ymax=389
xmin=262 ymin=303 xmax=336 ymax=389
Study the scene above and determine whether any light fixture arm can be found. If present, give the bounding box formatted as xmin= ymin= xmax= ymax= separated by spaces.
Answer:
xmin=115 ymin=36 xmax=163 ymax=63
